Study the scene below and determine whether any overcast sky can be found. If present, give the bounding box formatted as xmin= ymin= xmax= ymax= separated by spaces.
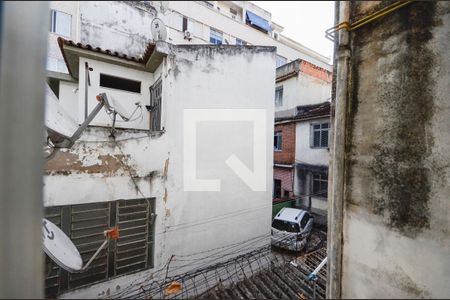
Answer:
xmin=252 ymin=1 xmax=335 ymax=62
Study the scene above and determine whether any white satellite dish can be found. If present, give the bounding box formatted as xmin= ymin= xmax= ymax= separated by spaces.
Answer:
xmin=151 ymin=18 xmax=167 ymax=41
xmin=42 ymin=218 xmax=115 ymax=273
xmin=42 ymin=219 xmax=83 ymax=273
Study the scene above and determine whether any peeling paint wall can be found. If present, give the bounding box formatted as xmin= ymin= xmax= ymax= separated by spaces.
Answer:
xmin=79 ymin=1 xmax=156 ymax=58
xmin=45 ymin=45 xmax=276 ymax=297
xmin=341 ymin=2 xmax=450 ymax=298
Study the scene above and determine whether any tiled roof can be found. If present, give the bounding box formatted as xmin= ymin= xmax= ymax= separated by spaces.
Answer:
xmin=276 ymin=101 xmax=331 ymax=123
xmin=57 ymin=37 xmax=156 ymax=76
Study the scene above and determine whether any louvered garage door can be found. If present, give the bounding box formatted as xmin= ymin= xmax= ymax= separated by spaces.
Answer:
xmin=44 ymin=198 xmax=155 ymax=297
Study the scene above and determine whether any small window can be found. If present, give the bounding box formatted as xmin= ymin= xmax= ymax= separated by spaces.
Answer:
xmin=182 ymin=16 xmax=188 ymax=32
xmin=273 ymin=179 xmax=282 ymax=198
xmin=275 ymin=86 xmax=283 ymax=107
xmin=312 ymin=173 xmax=328 ymax=198
xmin=149 ymin=77 xmax=162 ymax=131
xmin=274 ymin=131 xmax=282 ymax=151
xmin=230 ymin=8 xmax=237 ymax=19
xmin=100 ymin=74 xmax=141 ymax=93
xmin=311 ymin=122 xmax=329 ymax=148
xmin=209 ymin=28 xmax=223 ymax=45
xmin=276 ymin=55 xmax=287 ymax=68
xmin=50 ymin=10 xmax=71 ymax=37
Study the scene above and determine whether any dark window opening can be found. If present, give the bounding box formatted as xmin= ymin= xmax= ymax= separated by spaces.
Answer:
xmin=149 ymin=77 xmax=162 ymax=131
xmin=100 ymin=73 xmax=141 ymax=93
xmin=274 ymin=131 xmax=282 ymax=151
xmin=273 ymin=179 xmax=282 ymax=198
xmin=182 ymin=16 xmax=188 ymax=32
xmin=312 ymin=173 xmax=328 ymax=198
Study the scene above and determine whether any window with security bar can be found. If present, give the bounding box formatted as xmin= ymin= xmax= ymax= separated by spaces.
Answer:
xmin=149 ymin=77 xmax=162 ymax=131
xmin=44 ymin=198 xmax=155 ymax=298
xmin=312 ymin=173 xmax=328 ymax=199
xmin=311 ymin=122 xmax=329 ymax=148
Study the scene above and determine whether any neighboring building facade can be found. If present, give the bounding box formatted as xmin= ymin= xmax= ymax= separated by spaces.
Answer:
xmin=46 ymin=1 xmax=332 ymax=75
xmin=44 ymin=22 xmax=276 ymax=300
xmin=328 ymin=1 xmax=450 ymax=298
xmin=273 ymin=58 xmax=332 ymax=217
xmin=274 ymin=102 xmax=331 ymax=216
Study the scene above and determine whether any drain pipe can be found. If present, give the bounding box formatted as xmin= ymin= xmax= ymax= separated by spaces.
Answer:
xmin=326 ymin=1 xmax=351 ymax=299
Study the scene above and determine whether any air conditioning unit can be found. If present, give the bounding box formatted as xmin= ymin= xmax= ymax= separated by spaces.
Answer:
xmin=184 ymin=30 xmax=192 ymax=41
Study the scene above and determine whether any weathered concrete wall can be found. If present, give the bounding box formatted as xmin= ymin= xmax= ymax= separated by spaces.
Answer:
xmin=46 ymin=44 xmax=276 ymax=297
xmin=341 ymin=1 xmax=450 ymax=298
xmin=79 ymin=1 xmax=156 ymax=58
xmin=275 ymin=73 xmax=331 ymax=114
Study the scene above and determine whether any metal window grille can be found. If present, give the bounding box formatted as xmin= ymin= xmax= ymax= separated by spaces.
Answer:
xmin=312 ymin=122 xmax=329 ymax=148
xmin=44 ymin=198 xmax=155 ymax=297
xmin=312 ymin=173 xmax=328 ymax=198
xmin=149 ymin=77 xmax=162 ymax=131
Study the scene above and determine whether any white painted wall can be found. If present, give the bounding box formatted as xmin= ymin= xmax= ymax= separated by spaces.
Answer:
xmin=77 ymin=58 xmax=154 ymax=130
xmin=45 ymin=45 xmax=275 ymax=298
xmin=47 ymin=1 xmax=78 ymax=73
xmin=295 ymin=118 xmax=330 ymax=166
xmin=275 ymin=73 xmax=331 ymax=113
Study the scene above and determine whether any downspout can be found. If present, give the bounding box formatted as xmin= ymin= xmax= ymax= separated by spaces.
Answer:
xmin=326 ymin=1 xmax=350 ymax=299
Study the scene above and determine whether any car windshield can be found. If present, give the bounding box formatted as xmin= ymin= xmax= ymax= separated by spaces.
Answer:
xmin=272 ymin=219 xmax=300 ymax=233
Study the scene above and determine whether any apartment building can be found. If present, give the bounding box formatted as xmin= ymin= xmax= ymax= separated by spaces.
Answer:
xmin=46 ymin=1 xmax=332 ymax=75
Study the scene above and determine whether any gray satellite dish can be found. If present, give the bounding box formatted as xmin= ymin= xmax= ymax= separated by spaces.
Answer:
xmin=151 ymin=18 xmax=167 ymax=41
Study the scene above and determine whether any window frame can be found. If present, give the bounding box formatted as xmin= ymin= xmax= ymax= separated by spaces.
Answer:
xmin=274 ymin=130 xmax=282 ymax=151
xmin=275 ymin=86 xmax=283 ymax=107
xmin=209 ymin=27 xmax=223 ymax=45
xmin=312 ymin=172 xmax=328 ymax=199
xmin=276 ymin=55 xmax=287 ymax=68
xmin=50 ymin=9 xmax=72 ymax=38
xmin=149 ymin=77 xmax=162 ymax=132
xmin=310 ymin=121 xmax=330 ymax=149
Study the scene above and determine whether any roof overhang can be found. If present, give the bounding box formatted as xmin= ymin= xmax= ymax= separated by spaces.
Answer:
xmin=58 ymin=39 xmax=170 ymax=79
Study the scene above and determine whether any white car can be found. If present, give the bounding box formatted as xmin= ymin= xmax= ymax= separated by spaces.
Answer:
xmin=271 ymin=207 xmax=314 ymax=251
